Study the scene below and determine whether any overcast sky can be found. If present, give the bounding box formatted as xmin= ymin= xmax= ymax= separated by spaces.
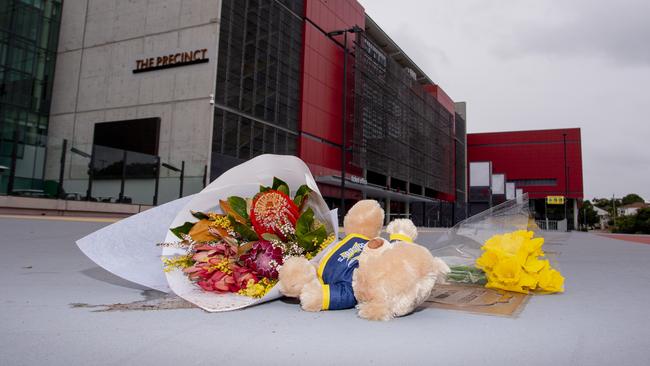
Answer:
xmin=359 ymin=0 xmax=650 ymax=201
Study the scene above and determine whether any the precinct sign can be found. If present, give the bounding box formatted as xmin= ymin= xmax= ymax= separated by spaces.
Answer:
xmin=546 ymin=196 xmax=565 ymax=205
xmin=133 ymin=48 xmax=209 ymax=73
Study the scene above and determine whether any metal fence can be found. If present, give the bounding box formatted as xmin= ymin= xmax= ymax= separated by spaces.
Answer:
xmin=536 ymin=219 xmax=568 ymax=232
xmin=0 ymin=131 xmax=206 ymax=205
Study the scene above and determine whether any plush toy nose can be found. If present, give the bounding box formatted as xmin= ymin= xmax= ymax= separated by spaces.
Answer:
xmin=367 ymin=238 xmax=384 ymax=249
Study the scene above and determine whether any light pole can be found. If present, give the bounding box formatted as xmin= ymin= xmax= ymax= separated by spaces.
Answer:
xmin=563 ymin=132 xmax=568 ymax=231
xmin=327 ymin=25 xmax=363 ymax=221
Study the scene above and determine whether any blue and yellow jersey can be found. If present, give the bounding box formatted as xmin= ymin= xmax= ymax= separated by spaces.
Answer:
xmin=316 ymin=232 xmax=414 ymax=311
xmin=317 ymin=234 xmax=369 ymax=310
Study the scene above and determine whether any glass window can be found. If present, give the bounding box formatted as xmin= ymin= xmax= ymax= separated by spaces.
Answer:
xmin=238 ymin=118 xmax=251 ymax=159
xmin=0 ymin=0 xmax=62 ymax=140
xmin=223 ymin=113 xmax=239 ymax=157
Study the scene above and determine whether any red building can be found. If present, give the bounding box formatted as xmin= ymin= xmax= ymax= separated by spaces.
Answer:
xmin=212 ymin=0 xmax=465 ymax=226
xmin=467 ymin=128 xmax=584 ymax=229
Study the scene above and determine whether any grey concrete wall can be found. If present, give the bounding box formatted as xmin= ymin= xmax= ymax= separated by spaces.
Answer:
xmin=454 ymin=101 xmax=466 ymax=121
xmin=48 ymin=0 xmax=222 ymax=202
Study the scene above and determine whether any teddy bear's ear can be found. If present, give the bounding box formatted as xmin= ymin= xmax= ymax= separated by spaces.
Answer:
xmin=386 ymin=219 xmax=418 ymax=241
xmin=343 ymin=200 xmax=384 ymax=238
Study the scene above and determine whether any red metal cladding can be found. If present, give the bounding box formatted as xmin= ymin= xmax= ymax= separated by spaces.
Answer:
xmin=423 ymin=83 xmax=457 ymax=201
xmin=300 ymin=0 xmax=365 ymax=174
xmin=467 ymin=128 xmax=584 ymax=199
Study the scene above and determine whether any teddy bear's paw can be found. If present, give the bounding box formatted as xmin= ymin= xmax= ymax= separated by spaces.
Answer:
xmin=431 ymin=257 xmax=451 ymax=284
xmin=299 ymin=280 xmax=323 ymax=312
xmin=357 ymin=302 xmax=393 ymax=321
xmin=278 ymin=256 xmax=316 ymax=298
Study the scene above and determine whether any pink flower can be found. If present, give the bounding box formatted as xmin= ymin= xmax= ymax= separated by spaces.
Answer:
xmin=183 ymin=242 xmax=259 ymax=293
xmin=239 ymin=241 xmax=284 ymax=279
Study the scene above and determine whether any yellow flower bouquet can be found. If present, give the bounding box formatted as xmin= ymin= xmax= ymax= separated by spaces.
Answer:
xmin=430 ymin=195 xmax=564 ymax=295
xmin=474 ymin=230 xmax=564 ymax=294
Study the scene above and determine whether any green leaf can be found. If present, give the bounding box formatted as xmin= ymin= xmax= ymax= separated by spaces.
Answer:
xmin=272 ymin=177 xmax=289 ymax=190
xmin=260 ymin=185 xmax=271 ymax=193
xmin=227 ymin=216 xmax=258 ymax=241
xmin=191 ymin=211 xmax=209 ymax=220
xmin=277 ymin=184 xmax=289 ymax=196
xmin=227 ymin=196 xmax=249 ymax=221
xmin=293 ymin=184 xmax=312 ymax=207
xmin=295 ymin=208 xmax=327 ymax=251
xmin=297 ymin=226 xmax=328 ymax=252
xmin=272 ymin=177 xmax=290 ymax=195
xmin=170 ymin=222 xmax=195 ymax=240
xmin=233 ymin=222 xmax=259 ymax=241
xmin=261 ymin=233 xmax=281 ymax=242
xmin=295 ymin=207 xmax=315 ymax=237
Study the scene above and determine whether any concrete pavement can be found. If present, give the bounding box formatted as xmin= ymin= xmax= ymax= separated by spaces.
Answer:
xmin=1 ymin=217 xmax=649 ymax=366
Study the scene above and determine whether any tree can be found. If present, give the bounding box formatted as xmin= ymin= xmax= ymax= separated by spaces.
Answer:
xmin=635 ymin=208 xmax=650 ymax=234
xmin=612 ymin=208 xmax=650 ymax=234
xmin=621 ymin=193 xmax=645 ymax=206
xmin=578 ymin=200 xmax=599 ymax=229
xmin=592 ymin=198 xmax=611 ymax=209
xmin=613 ymin=216 xmax=636 ymax=233
xmin=592 ymin=197 xmax=621 ymax=215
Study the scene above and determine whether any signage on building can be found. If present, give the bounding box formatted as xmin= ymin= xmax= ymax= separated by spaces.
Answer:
xmin=349 ymin=175 xmax=367 ymax=185
xmin=546 ymin=196 xmax=565 ymax=205
xmin=133 ymin=49 xmax=209 ymax=73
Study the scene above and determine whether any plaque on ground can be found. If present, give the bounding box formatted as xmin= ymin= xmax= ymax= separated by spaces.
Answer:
xmin=424 ymin=283 xmax=529 ymax=317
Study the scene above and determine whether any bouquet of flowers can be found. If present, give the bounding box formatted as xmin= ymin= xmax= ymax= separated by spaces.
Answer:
xmin=428 ymin=194 xmax=565 ymax=294
xmin=76 ymin=155 xmax=339 ymax=312
xmin=161 ymin=177 xmax=335 ymax=299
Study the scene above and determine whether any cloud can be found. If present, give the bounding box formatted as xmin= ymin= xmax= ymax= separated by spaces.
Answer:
xmin=502 ymin=0 xmax=650 ymax=67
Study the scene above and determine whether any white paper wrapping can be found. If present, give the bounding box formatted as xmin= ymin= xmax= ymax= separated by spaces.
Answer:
xmin=77 ymin=154 xmax=338 ymax=312
xmin=76 ymin=196 xmax=193 ymax=292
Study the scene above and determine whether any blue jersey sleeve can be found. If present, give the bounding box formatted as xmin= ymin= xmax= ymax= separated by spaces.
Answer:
xmin=324 ymin=281 xmax=357 ymax=310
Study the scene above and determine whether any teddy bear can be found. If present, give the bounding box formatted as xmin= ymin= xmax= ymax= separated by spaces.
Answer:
xmin=278 ymin=199 xmax=450 ymax=321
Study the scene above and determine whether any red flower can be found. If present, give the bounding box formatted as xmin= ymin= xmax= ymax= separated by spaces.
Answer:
xmin=250 ymin=190 xmax=299 ymax=240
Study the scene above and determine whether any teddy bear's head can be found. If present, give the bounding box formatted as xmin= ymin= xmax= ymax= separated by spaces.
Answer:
xmin=343 ymin=199 xmax=384 ymax=239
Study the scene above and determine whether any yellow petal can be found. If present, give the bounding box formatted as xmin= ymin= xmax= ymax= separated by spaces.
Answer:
xmin=519 ymin=272 xmax=538 ymax=289
xmin=476 ymin=250 xmax=499 ymax=270
xmin=524 ymin=257 xmax=549 ymax=273
xmin=538 ymin=268 xmax=565 ymax=293
xmin=486 ymin=280 xmax=529 ymax=294
xmin=492 ymin=257 xmax=522 ymax=284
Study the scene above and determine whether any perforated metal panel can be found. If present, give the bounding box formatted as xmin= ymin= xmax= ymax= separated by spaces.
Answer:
xmin=352 ymin=34 xmax=455 ymax=195
xmin=212 ymin=0 xmax=302 ymax=163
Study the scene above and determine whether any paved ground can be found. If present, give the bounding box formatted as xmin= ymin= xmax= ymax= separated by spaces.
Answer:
xmin=1 ymin=217 xmax=650 ymax=366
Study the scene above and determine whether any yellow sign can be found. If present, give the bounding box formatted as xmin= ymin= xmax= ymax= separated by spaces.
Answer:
xmin=546 ymin=196 xmax=565 ymax=205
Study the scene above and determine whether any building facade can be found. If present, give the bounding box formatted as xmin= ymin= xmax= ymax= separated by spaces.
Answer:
xmin=467 ymin=128 xmax=584 ymax=229
xmin=0 ymin=0 xmax=62 ymax=193
xmin=22 ymin=0 xmax=465 ymax=225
